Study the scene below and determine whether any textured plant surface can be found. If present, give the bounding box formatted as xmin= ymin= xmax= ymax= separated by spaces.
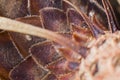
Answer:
xmin=0 ymin=0 xmax=120 ymax=80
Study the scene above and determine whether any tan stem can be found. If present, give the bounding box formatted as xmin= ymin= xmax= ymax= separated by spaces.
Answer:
xmin=0 ymin=17 xmax=81 ymax=60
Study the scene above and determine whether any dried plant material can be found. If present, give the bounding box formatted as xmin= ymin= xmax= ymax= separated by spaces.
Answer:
xmin=46 ymin=58 xmax=70 ymax=76
xmin=10 ymin=57 xmax=48 ymax=80
xmin=0 ymin=32 xmax=23 ymax=80
xmin=0 ymin=67 xmax=9 ymax=80
xmin=0 ymin=0 xmax=28 ymax=18
xmin=9 ymin=16 xmax=45 ymax=57
xmin=30 ymin=41 xmax=61 ymax=66
xmin=76 ymin=31 xmax=120 ymax=80
xmin=0 ymin=17 xmax=68 ymax=47
xmin=46 ymin=57 xmax=79 ymax=76
xmin=67 ymin=8 xmax=85 ymax=27
xmin=102 ymin=0 xmax=119 ymax=32
xmin=62 ymin=0 xmax=73 ymax=12
xmin=16 ymin=16 xmax=42 ymax=27
xmin=0 ymin=0 xmax=119 ymax=80
xmin=9 ymin=33 xmax=45 ymax=57
xmin=42 ymin=74 xmax=58 ymax=80
xmin=40 ymin=7 xmax=69 ymax=32
xmin=0 ymin=17 xmax=81 ymax=61
xmin=0 ymin=32 xmax=22 ymax=70
xmin=63 ymin=0 xmax=105 ymax=38
xmin=29 ymin=0 xmax=62 ymax=15
xmin=59 ymin=72 xmax=76 ymax=80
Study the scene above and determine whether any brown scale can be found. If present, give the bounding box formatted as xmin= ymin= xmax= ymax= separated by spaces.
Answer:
xmin=0 ymin=0 xmax=119 ymax=80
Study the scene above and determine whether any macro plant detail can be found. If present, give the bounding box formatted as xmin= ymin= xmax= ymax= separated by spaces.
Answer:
xmin=0 ymin=0 xmax=120 ymax=80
